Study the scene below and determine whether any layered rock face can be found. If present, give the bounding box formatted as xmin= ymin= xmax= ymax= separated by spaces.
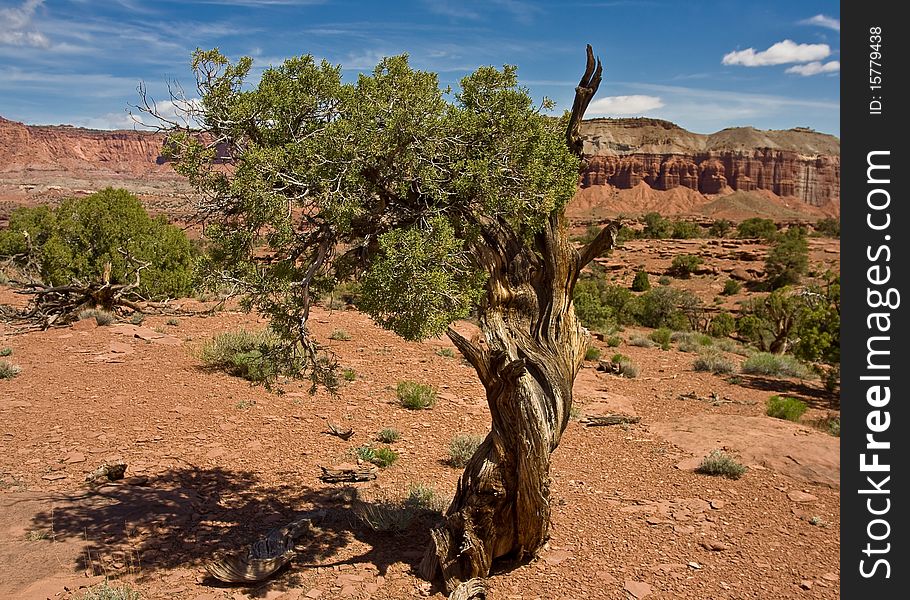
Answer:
xmin=0 ymin=116 xmax=170 ymax=177
xmin=578 ymin=119 xmax=840 ymax=208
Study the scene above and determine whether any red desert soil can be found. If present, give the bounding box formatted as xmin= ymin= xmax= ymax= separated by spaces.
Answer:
xmin=1 ymin=279 xmax=840 ymax=600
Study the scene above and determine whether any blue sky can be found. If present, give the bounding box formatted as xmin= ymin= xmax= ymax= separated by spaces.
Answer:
xmin=0 ymin=0 xmax=840 ymax=135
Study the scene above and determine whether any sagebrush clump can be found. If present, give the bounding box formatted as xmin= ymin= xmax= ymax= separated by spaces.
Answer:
xmin=0 ymin=360 xmax=21 ymax=379
xmin=693 ymin=351 xmax=735 ymax=375
xmin=200 ymin=329 xmax=293 ymax=383
xmin=448 ymin=433 xmax=484 ymax=467
xmin=766 ymin=395 xmax=808 ymax=422
xmin=397 ymin=381 xmax=437 ymax=409
xmin=78 ymin=308 xmax=116 ymax=326
xmin=696 ymin=450 xmax=747 ymax=479
xmin=741 ymin=352 xmax=809 ymax=378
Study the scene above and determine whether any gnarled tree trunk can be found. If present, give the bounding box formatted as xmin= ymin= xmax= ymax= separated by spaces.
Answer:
xmin=420 ymin=46 xmax=613 ymax=593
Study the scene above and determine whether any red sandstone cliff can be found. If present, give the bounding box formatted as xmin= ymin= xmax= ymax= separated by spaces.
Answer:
xmin=578 ymin=118 xmax=840 ymax=211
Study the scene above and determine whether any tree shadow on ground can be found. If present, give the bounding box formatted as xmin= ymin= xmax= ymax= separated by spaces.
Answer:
xmin=29 ymin=467 xmax=436 ymax=592
xmin=733 ymin=375 xmax=839 ymax=409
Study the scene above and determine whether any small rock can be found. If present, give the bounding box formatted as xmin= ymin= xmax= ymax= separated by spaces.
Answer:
xmin=709 ymin=499 xmax=725 ymax=510
xmin=687 ymin=562 xmax=702 ymax=570
xmin=699 ymin=540 xmax=730 ymax=551
xmin=623 ymin=580 xmax=653 ymax=599
xmin=788 ymin=490 xmax=818 ymax=503
xmin=675 ymin=457 xmax=703 ymax=471
xmin=596 ymin=570 xmax=617 ymax=583
xmin=72 ymin=318 xmax=98 ymax=331
xmin=800 ymin=580 xmax=813 ymax=590
xmin=64 ymin=451 xmax=86 ymax=464
xmin=821 ymin=572 xmax=838 ymax=582
xmin=304 ymin=591 xmax=323 ymax=599
xmin=41 ymin=473 xmax=67 ymax=481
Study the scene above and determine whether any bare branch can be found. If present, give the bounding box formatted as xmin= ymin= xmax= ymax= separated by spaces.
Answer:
xmin=577 ymin=221 xmax=619 ymax=270
xmin=566 ymin=44 xmax=603 ymax=158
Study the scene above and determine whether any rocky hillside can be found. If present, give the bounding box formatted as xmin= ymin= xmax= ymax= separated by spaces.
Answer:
xmin=0 ymin=115 xmax=840 ymax=220
xmin=576 ymin=118 xmax=840 ymax=219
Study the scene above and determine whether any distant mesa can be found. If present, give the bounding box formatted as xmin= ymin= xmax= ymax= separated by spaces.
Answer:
xmin=0 ymin=115 xmax=839 ymax=221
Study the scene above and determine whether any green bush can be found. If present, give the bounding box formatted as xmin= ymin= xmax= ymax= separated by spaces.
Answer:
xmin=696 ymin=450 xmax=747 ymax=479
xmin=667 ymin=254 xmax=703 ymax=278
xmin=813 ymin=217 xmax=840 ymax=238
xmin=329 ymin=329 xmax=351 ymax=341
xmin=671 ymin=220 xmax=701 ymax=239
xmin=0 ymin=347 xmax=11 ymax=357
xmin=642 ymin=212 xmax=672 ymax=239
xmin=737 ymin=217 xmax=778 ymax=240
xmin=709 ymin=219 xmax=732 ymax=238
xmin=657 ymin=275 xmax=671 ymax=286
xmin=631 ymin=269 xmax=651 ymax=292
xmin=436 ymin=347 xmax=455 ymax=358
xmin=584 ymin=346 xmax=602 ymax=361
xmin=342 ymin=368 xmax=356 ymax=381
xmin=721 ymin=279 xmax=741 ymax=296
xmin=397 ymin=381 xmax=437 ymax=409
xmin=632 ymin=286 xmax=691 ymax=330
xmin=766 ymin=395 xmax=808 ymax=422
xmin=649 ymin=327 xmax=672 ymax=350
xmin=606 ymin=335 xmax=622 ymax=347
xmin=448 ymin=433 xmax=484 ymax=467
xmin=708 ymin=312 xmax=736 ymax=338
xmin=765 ymin=228 xmax=809 ymax=289
xmin=200 ymin=329 xmax=292 ymax=383
xmin=0 ymin=360 xmax=21 ymax=379
xmin=741 ymin=353 xmax=810 ymax=378
xmin=573 ymin=277 xmax=634 ymax=331
xmin=0 ymin=188 xmax=197 ymax=299
xmin=628 ymin=335 xmax=654 ymax=348
xmin=377 ymin=427 xmax=400 ymax=443
xmin=610 ymin=353 xmax=639 ymax=378
xmin=354 ymin=444 xmax=399 ymax=467
xmin=693 ymin=351 xmax=735 ymax=374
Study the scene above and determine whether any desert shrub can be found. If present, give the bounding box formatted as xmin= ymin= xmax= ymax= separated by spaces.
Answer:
xmin=794 ymin=273 xmax=840 ymax=390
xmin=696 ymin=450 xmax=747 ymax=479
xmin=320 ymin=280 xmax=362 ymax=309
xmin=632 ymin=286 xmax=690 ymax=330
xmin=166 ymin=318 xmax=180 ymax=326
xmin=671 ymin=220 xmax=701 ymax=239
xmin=628 ymin=335 xmax=654 ymax=348
xmin=0 ymin=189 xmax=197 ymax=299
xmin=657 ymin=275 xmax=671 ymax=286
xmin=766 ymin=395 xmax=808 ymax=422
xmin=631 ymin=269 xmax=650 ymax=292
xmin=397 ymin=381 xmax=437 ymax=409
xmin=667 ymin=254 xmax=703 ymax=278
xmin=436 ymin=347 xmax=455 ymax=358
xmin=721 ymin=279 xmax=741 ymax=296
xmin=709 ymin=312 xmax=736 ymax=338
xmin=737 ymin=217 xmax=778 ymax=240
xmin=129 ymin=313 xmax=146 ymax=325
xmin=448 ymin=433 xmax=484 ymax=467
xmin=611 ymin=353 xmax=639 ymax=378
xmin=649 ymin=327 xmax=672 ymax=350
xmin=709 ymin=219 xmax=732 ymax=238
xmin=377 ymin=427 xmax=400 ymax=443
xmin=813 ymin=217 xmax=840 ymax=238
xmin=714 ymin=338 xmax=742 ymax=354
xmin=809 ymin=415 xmax=840 ymax=437
xmin=606 ymin=335 xmax=622 ymax=347
xmin=0 ymin=360 xmax=21 ymax=379
xmin=765 ymin=227 xmax=809 ymax=289
xmin=354 ymin=444 xmax=399 ymax=467
xmin=693 ymin=351 xmax=735 ymax=374
xmin=329 ymin=329 xmax=351 ymax=341
xmin=584 ymin=346 xmax=602 ymax=361
xmin=354 ymin=497 xmax=417 ymax=533
xmin=741 ymin=353 xmax=810 ymax=378
xmin=406 ymin=483 xmax=449 ymax=512
xmin=342 ymin=368 xmax=356 ymax=381
xmin=615 ymin=225 xmax=637 ymax=245
xmin=77 ymin=308 xmax=116 ymax=326
xmin=0 ymin=271 xmax=8 ymax=285
xmin=642 ymin=212 xmax=672 ymax=239
xmin=200 ymin=329 xmax=292 ymax=383
xmin=674 ymin=331 xmax=712 ymax=352
xmin=80 ymin=581 xmax=141 ymax=600
xmin=573 ymin=277 xmax=634 ymax=330
xmin=0 ymin=347 xmax=11 ymax=357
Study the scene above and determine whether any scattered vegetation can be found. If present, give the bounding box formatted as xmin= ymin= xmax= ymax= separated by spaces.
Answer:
xmin=667 ymin=254 xmax=703 ymax=278
xmin=741 ymin=352 xmax=810 ymax=379
xmin=78 ymin=308 xmax=116 ymax=326
xmin=765 ymin=227 xmax=809 ymax=289
xmin=397 ymin=381 xmax=437 ymax=409
xmin=642 ymin=212 xmax=672 ymax=239
xmin=342 ymin=368 xmax=356 ymax=381
xmin=377 ymin=427 xmax=401 ymax=443
xmin=809 ymin=415 xmax=840 ymax=437
xmin=166 ymin=318 xmax=180 ymax=326
xmin=0 ymin=347 xmax=12 ymax=357
xmin=696 ymin=449 xmax=747 ymax=479
xmin=813 ymin=217 xmax=840 ymax=238
xmin=693 ymin=350 xmax=735 ymax=375
xmin=355 ymin=444 xmax=400 ymax=467
xmin=721 ymin=279 xmax=741 ymax=296
xmin=606 ymin=335 xmax=622 ymax=347
xmin=584 ymin=346 xmax=602 ymax=361
xmin=329 ymin=329 xmax=352 ymax=341
xmin=657 ymin=275 xmax=671 ymax=286
xmin=79 ymin=581 xmax=141 ymax=600
xmin=610 ymin=353 xmax=639 ymax=378
xmin=649 ymin=327 xmax=672 ymax=350
xmin=436 ymin=347 xmax=456 ymax=358
xmin=0 ymin=361 xmax=21 ymax=379
xmin=765 ymin=395 xmax=808 ymax=422
xmin=0 ymin=188 xmax=196 ymax=299
xmin=628 ymin=335 xmax=654 ymax=348
xmin=736 ymin=217 xmax=778 ymax=240
xmin=708 ymin=312 xmax=736 ymax=338
xmin=129 ymin=313 xmax=146 ymax=325
xmin=448 ymin=433 xmax=485 ymax=467
xmin=199 ymin=329 xmax=293 ymax=383
xmin=709 ymin=219 xmax=732 ymax=238
xmin=671 ymin=219 xmax=702 ymax=239
xmin=631 ymin=269 xmax=651 ymax=292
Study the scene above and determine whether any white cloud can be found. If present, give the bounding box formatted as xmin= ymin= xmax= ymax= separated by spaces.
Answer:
xmin=800 ymin=14 xmax=840 ymax=32
xmin=0 ymin=0 xmax=50 ymax=48
xmin=722 ymin=40 xmax=830 ymax=67
xmin=587 ymin=94 xmax=664 ymax=116
xmin=785 ymin=60 xmax=840 ymax=76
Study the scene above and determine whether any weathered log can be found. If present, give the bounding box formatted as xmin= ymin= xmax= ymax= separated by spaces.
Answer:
xmin=581 ymin=414 xmax=641 ymax=426
xmin=318 ymin=464 xmax=377 ymax=483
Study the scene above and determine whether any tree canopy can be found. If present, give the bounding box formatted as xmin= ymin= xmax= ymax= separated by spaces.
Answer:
xmin=160 ymin=49 xmax=583 ymax=383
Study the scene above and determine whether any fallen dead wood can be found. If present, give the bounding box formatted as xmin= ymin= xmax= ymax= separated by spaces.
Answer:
xmin=581 ymin=414 xmax=641 ymax=427
xmin=325 ymin=422 xmax=355 ymax=440
xmin=318 ymin=464 xmax=377 ymax=483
